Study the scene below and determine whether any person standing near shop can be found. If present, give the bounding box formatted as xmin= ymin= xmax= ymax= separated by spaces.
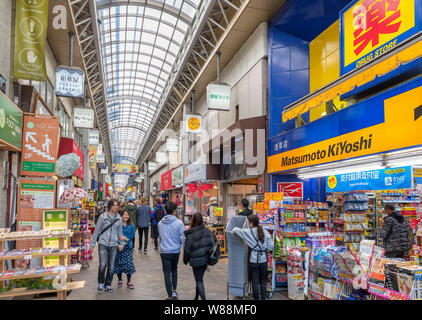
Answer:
xmin=379 ymin=204 xmax=410 ymax=259
xmin=136 ymin=198 xmax=152 ymax=254
xmin=183 ymin=213 xmax=216 ymax=300
xmin=151 ymin=199 xmax=166 ymax=250
xmin=158 ymin=202 xmax=185 ymax=300
xmin=91 ymin=199 xmax=125 ymax=293
xmin=114 ymin=209 xmax=136 ymax=289
xmin=125 ymin=198 xmax=138 ymax=248
xmin=239 ymin=199 xmax=253 ymax=216
xmin=231 ymin=214 xmax=272 ymax=300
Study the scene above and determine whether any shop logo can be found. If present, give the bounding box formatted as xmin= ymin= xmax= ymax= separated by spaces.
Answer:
xmin=327 ymin=175 xmax=337 ymax=189
xmin=27 ymin=121 xmax=34 ymax=129
xmin=187 ymin=117 xmax=200 ymax=131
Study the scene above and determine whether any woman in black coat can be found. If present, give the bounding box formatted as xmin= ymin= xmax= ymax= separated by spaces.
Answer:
xmin=183 ymin=213 xmax=216 ymax=300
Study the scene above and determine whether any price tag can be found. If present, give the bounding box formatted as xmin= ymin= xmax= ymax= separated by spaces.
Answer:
xmin=24 ymin=255 xmax=32 ymax=260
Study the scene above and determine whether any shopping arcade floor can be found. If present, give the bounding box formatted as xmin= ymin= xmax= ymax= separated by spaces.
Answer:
xmin=14 ymin=245 xmax=289 ymax=300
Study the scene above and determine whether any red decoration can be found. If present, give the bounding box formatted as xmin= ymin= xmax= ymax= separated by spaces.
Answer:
xmin=188 ymin=183 xmax=197 ymax=193
xmin=203 ymin=184 xmax=210 ymax=191
xmin=197 ymin=186 xmax=203 ymax=193
xmin=198 ymin=192 xmax=204 ymax=198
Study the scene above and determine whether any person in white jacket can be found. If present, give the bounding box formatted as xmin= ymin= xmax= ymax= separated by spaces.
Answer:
xmin=231 ymin=214 xmax=273 ymax=300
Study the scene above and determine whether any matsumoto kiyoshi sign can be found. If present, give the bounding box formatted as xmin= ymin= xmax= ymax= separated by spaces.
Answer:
xmin=268 ymin=76 xmax=422 ymax=173
xmin=326 ymin=166 xmax=412 ymax=192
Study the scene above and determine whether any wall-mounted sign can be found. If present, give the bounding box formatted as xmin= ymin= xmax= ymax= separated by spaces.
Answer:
xmin=112 ymin=164 xmax=138 ymax=175
xmin=161 ymin=170 xmax=173 ymax=191
xmin=268 ymin=76 xmax=422 ymax=173
xmin=156 ymin=151 xmax=168 ymax=164
xmin=21 ymin=115 xmax=60 ymax=176
xmin=184 ymin=114 xmax=202 ymax=133
xmin=88 ymin=129 xmax=99 ymax=145
xmin=42 ymin=209 xmax=69 ymax=266
xmin=340 ymin=0 xmax=421 ymax=74
xmin=0 ymin=91 xmax=23 ymax=151
xmin=166 ymin=137 xmax=179 ymax=152
xmin=73 ymin=108 xmax=94 ymax=128
xmin=172 ymin=166 xmax=184 ymax=186
xmin=277 ymin=182 xmax=303 ymax=199
xmin=207 ymin=83 xmax=231 ymax=111
xmin=14 ymin=0 xmax=48 ymax=80
xmin=185 ymin=163 xmax=206 ymax=183
xmin=55 ymin=67 xmax=84 ymax=98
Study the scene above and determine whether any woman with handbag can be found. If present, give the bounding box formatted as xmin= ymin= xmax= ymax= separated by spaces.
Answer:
xmin=114 ymin=209 xmax=136 ymax=289
xmin=232 ymin=214 xmax=272 ymax=300
xmin=183 ymin=213 xmax=217 ymax=300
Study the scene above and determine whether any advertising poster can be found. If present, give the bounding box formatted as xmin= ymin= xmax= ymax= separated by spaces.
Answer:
xmin=14 ymin=0 xmax=48 ymax=80
xmin=112 ymin=164 xmax=139 ymax=175
xmin=42 ymin=209 xmax=69 ymax=266
xmin=21 ymin=115 xmax=60 ymax=176
xmin=89 ymin=145 xmax=98 ymax=169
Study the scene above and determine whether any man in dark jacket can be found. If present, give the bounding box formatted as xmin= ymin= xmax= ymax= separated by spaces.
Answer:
xmin=379 ymin=204 xmax=410 ymax=258
xmin=136 ymin=198 xmax=152 ymax=254
xmin=125 ymin=197 xmax=137 ymax=248
xmin=239 ymin=199 xmax=253 ymax=217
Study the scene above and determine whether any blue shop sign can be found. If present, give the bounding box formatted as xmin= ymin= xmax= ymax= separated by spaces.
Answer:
xmin=326 ymin=166 xmax=412 ymax=192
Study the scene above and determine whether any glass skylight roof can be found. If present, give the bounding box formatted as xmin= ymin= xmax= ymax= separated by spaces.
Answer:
xmin=97 ymin=0 xmax=203 ymax=164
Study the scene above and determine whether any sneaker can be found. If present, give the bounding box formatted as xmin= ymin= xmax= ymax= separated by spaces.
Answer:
xmin=138 ymin=248 xmax=143 ymax=251
xmin=143 ymin=250 xmax=147 ymax=254
xmin=172 ymin=291 xmax=179 ymax=300
xmin=127 ymin=282 xmax=135 ymax=289
xmin=105 ymin=286 xmax=114 ymax=293
xmin=97 ymin=283 xmax=104 ymax=294
xmin=118 ymin=280 xmax=123 ymax=287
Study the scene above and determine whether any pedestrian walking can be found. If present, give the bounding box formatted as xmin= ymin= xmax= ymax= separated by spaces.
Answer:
xmin=379 ymin=204 xmax=410 ymax=258
xmin=231 ymin=214 xmax=272 ymax=300
xmin=151 ymin=199 xmax=166 ymax=250
xmin=158 ymin=202 xmax=185 ymax=300
xmin=183 ymin=213 xmax=216 ymax=300
xmin=114 ymin=209 xmax=136 ymax=289
xmin=90 ymin=199 xmax=125 ymax=293
xmin=239 ymin=199 xmax=253 ymax=216
xmin=125 ymin=198 xmax=138 ymax=248
xmin=136 ymin=198 xmax=152 ymax=254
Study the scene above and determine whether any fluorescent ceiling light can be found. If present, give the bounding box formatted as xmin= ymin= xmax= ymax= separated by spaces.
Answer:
xmin=386 ymin=147 xmax=422 ymax=156
xmin=386 ymin=155 xmax=422 ymax=168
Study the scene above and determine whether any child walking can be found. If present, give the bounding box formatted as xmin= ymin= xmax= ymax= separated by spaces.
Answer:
xmin=114 ymin=209 xmax=136 ymax=289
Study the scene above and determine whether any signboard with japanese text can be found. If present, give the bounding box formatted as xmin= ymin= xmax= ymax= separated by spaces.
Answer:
xmin=277 ymin=182 xmax=303 ymax=199
xmin=207 ymin=83 xmax=231 ymax=111
xmin=73 ymin=108 xmax=94 ymax=128
xmin=42 ymin=209 xmax=69 ymax=267
xmin=172 ymin=166 xmax=184 ymax=185
xmin=21 ymin=115 xmax=60 ymax=176
xmin=268 ymin=76 xmax=422 ymax=173
xmin=88 ymin=129 xmax=99 ymax=145
xmin=161 ymin=169 xmax=173 ymax=191
xmin=0 ymin=91 xmax=23 ymax=151
xmin=340 ymin=0 xmax=421 ymax=74
xmin=55 ymin=67 xmax=84 ymax=98
xmin=326 ymin=166 xmax=412 ymax=192
xmin=112 ymin=164 xmax=138 ymax=175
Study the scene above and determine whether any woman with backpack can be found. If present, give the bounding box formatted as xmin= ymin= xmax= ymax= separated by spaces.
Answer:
xmin=114 ymin=209 xmax=136 ymax=289
xmin=151 ymin=199 xmax=166 ymax=250
xmin=231 ymin=214 xmax=272 ymax=300
xmin=183 ymin=213 xmax=217 ymax=300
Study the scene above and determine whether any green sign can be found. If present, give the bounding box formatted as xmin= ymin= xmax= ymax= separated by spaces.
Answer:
xmin=0 ymin=92 xmax=22 ymax=150
xmin=14 ymin=0 xmax=48 ymax=80
xmin=21 ymin=183 xmax=54 ymax=190
xmin=22 ymin=161 xmax=55 ymax=173
xmin=44 ymin=210 xmax=67 ymax=223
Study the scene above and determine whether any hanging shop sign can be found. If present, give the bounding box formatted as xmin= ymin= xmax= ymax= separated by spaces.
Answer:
xmin=112 ymin=164 xmax=139 ymax=175
xmin=96 ymin=154 xmax=105 ymax=164
xmin=88 ymin=145 xmax=97 ymax=169
xmin=21 ymin=115 xmax=60 ymax=176
xmin=73 ymin=108 xmax=94 ymax=128
xmin=58 ymin=137 xmax=84 ymax=180
xmin=101 ymin=168 xmax=108 ymax=174
xmin=14 ymin=0 xmax=48 ymax=80
xmin=326 ymin=166 xmax=412 ymax=193
xmin=88 ymin=129 xmax=99 ymax=145
xmin=55 ymin=67 xmax=84 ymax=98
xmin=166 ymin=137 xmax=179 ymax=152
xmin=277 ymin=182 xmax=303 ymax=199
xmin=161 ymin=169 xmax=173 ymax=191
xmin=184 ymin=114 xmax=202 ymax=133
xmin=0 ymin=91 xmax=23 ymax=151
xmin=185 ymin=163 xmax=206 ymax=183
xmin=172 ymin=166 xmax=184 ymax=186
xmin=156 ymin=151 xmax=168 ymax=164
xmin=97 ymin=143 xmax=103 ymax=155
xmin=340 ymin=0 xmax=421 ymax=74
xmin=207 ymin=83 xmax=231 ymax=111
xmin=268 ymin=76 xmax=422 ymax=173
xmin=148 ymin=161 xmax=157 ymax=172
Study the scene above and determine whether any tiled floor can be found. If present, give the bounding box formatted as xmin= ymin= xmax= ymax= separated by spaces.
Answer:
xmin=14 ymin=245 xmax=289 ymax=300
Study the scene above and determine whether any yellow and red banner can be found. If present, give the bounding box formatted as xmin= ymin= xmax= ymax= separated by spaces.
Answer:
xmin=112 ymin=164 xmax=139 ymax=175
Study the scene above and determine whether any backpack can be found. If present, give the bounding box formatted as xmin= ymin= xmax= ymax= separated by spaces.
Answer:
xmin=155 ymin=206 xmax=165 ymax=222
xmin=207 ymin=231 xmax=221 ymax=266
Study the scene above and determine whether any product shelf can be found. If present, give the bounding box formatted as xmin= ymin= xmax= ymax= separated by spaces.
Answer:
xmin=0 ymin=264 xmax=82 ymax=281
xmin=0 ymin=232 xmax=73 ymax=242
xmin=368 ymin=283 xmax=410 ymax=300
xmin=0 ymin=280 xmax=85 ymax=299
xmin=307 ymin=288 xmax=331 ymax=300
xmin=0 ymin=248 xmax=78 ymax=261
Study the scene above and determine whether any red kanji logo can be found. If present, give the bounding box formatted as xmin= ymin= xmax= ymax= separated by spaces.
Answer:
xmin=353 ymin=0 xmax=402 ymax=56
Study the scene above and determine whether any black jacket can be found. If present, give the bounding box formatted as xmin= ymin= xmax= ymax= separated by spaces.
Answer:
xmin=183 ymin=225 xmax=216 ymax=268
xmin=239 ymin=207 xmax=253 ymax=217
xmin=379 ymin=212 xmax=410 ymax=253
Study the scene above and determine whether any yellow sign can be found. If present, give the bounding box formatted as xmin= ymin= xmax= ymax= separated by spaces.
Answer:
xmin=269 ymin=83 xmax=422 ymax=173
xmin=327 ymin=176 xmax=337 ymax=189
xmin=188 ymin=117 xmax=200 ymax=130
xmin=214 ymin=207 xmax=223 ymax=217
xmin=112 ymin=164 xmax=139 ymax=174
xmin=342 ymin=0 xmax=416 ymax=73
xmin=42 ymin=210 xmax=68 ymax=266
xmin=414 ymin=168 xmax=422 ymax=178
xmin=185 ymin=114 xmax=202 ymax=133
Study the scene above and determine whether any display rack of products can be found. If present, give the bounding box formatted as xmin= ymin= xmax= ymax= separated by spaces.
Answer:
xmin=209 ymin=227 xmax=226 ymax=256
xmin=286 ymin=246 xmax=308 ymax=300
xmin=70 ymin=209 xmax=93 ymax=267
xmin=0 ymin=229 xmax=84 ymax=300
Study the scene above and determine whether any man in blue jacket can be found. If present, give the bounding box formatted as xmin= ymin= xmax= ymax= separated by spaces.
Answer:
xmin=158 ymin=202 xmax=185 ymax=300
xmin=136 ymin=198 xmax=152 ymax=254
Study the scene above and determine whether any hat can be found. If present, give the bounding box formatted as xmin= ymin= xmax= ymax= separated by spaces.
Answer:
xmin=206 ymin=197 xmax=217 ymax=207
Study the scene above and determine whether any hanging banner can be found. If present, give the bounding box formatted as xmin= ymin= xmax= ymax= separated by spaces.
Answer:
xmin=73 ymin=108 xmax=94 ymax=128
xmin=112 ymin=164 xmax=139 ymax=175
xmin=326 ymin=166 xmax=412 ymax=193
xmin=88 ymin=145 xmax=97 ymax=169
xmin=340 ymin=0 xmax=421 ymax=74
xmin=0 ymin=91 xmax=23 ymax=151
xmin=14 ymin=0 xmax=48 ymax=80
xmin=55 ymin=66 xmax=84 ymax=98
xmin=161 ymin=169 xmax=173 ymax=191
xmin=21 ymin=115 xmax=60 ymax=176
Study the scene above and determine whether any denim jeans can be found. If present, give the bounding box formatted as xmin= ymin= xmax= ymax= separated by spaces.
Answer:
xmin=249 ymin=262 xmax=268 ymax=300
xmin=160 ymin=253 xmax=180 ymax=297
xmin=98 ymin=244 xmax=117 ymax=287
